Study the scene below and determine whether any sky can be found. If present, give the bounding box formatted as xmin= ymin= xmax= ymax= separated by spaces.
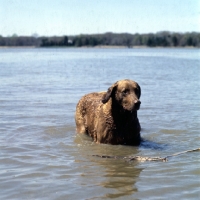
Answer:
xmin=0 ymin=0 xmax=199 ymax=36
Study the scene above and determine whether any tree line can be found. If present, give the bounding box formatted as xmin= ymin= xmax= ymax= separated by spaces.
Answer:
xmin=0 ymin=32 xmax=200 ymax=47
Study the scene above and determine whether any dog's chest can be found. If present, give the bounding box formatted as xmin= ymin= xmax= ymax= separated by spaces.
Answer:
xmin=105 ymin=114 xmax=135 ymax=132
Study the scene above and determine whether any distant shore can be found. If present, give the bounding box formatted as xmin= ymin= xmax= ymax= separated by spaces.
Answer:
xmin=1 ymin=32 xmax=199 ymax=48
xmin=0 ymin=46 xmax=37 ymax=49
xmin=87 ymin=45 xmax=199 ymax=49
xmin=0 ymin=45 xmax=199 ymax=49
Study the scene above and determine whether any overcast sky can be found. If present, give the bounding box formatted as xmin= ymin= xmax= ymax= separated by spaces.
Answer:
xmin=0 ymin=0 xmax=199 ymax=36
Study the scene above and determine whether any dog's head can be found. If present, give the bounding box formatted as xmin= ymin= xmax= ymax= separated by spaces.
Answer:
xmin=102 ymin=79 xmax=141 ymax=111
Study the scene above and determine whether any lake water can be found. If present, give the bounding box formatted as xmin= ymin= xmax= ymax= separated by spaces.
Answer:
xmin=0 ymin=47 xmax=199 ymax=200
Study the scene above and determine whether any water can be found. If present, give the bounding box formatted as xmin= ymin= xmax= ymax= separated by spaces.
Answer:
xmin=0 ymin=47 xmax=199 ymax=200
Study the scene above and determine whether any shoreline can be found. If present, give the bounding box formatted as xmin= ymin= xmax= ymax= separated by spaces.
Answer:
xmin=93 ymin=45 xmax=199 ymax=49
xmin=0 ymin=45 xmax=199 ymax=49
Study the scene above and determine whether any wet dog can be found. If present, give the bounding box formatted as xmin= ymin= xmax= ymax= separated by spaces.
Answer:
xmin=75 ymin=79 xmax=141 ymax=145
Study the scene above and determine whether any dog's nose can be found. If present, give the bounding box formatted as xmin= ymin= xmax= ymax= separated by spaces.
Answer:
xmin=134 ymin=100 xmax=141 ymax=105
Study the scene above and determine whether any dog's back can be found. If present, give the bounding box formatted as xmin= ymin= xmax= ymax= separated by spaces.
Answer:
xmin=75 ymin=92 xmax=104 ymax=137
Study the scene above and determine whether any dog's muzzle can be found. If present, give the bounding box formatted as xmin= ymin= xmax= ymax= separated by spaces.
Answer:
xmin=134 ymin=100 xmax=141 ymax=110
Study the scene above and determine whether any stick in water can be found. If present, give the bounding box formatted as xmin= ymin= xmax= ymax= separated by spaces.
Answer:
xmin=92 ymin=148 xmax=200 ymax=162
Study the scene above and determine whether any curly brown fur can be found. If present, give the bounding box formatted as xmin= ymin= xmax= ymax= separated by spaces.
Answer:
xmin=75 ymin=79 xmax=141 ymax=145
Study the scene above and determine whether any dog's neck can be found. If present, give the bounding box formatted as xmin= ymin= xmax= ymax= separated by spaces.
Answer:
xmin=111 ymin=98 xmax=137 ymax=121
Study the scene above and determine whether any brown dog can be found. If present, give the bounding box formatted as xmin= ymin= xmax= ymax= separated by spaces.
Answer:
xmin=75 ymin=79 xmax=141 ymax=145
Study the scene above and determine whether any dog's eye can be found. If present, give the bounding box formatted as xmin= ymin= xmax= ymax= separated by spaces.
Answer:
xmin=122 ymin=89 xmax=129 ymax=95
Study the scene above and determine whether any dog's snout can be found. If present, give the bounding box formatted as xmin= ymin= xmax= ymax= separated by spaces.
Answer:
xmin=134 ymin=99 xmax=141 ymax=110
xmin=134 ymin=99 xmax=141 ymax=105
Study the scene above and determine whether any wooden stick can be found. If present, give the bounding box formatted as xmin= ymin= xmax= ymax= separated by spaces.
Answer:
xmin=92 ymin=147 xmax=200 ymax=162
xmin=163 ymin=148 xmax=200 ymax=160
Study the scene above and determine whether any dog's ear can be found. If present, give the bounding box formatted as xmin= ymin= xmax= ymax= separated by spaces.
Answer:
xmin=137 ymin=84 xmax=141 ymax=99
xmin=102 ymin=82 xmax=118 ymax=104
